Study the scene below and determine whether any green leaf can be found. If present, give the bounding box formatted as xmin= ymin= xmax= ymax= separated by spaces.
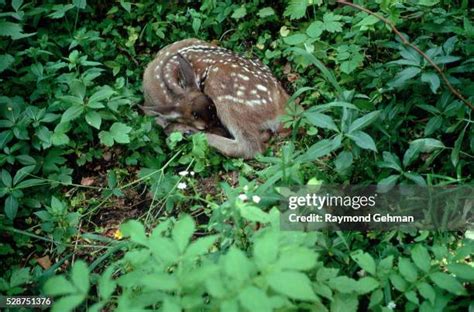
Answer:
xmin=88 ymin=88 xmax=115 ymax=106
xmin=317 ymin=267 xmax=339 ymax=282
xmin=51 ymin=295 xmax=85 ymax=312
xmin=411 ymin=245 xmax=431 ymax=273
xmin=224 ymin=247 xmax=252 ymax=281
xmin=331 ymin=293 xmax=358 ymax=312
xmin=410 ymin=138 xmax=445 ymax=153
xmin=85 ymin=111 xmax=102 ymax=129
xmin=239 ymin=286 xmax=271 ymax=312
xmin=192 ymin=18 xmax=201 ymax=34
xmin=140 ymin=273 xmax=179 ymax=291
xmin=61 ymin=105 xmax=84 ymax=123
xmin=49 ymin=4 xmax=75 ymax=18
xmin=0 ymin=54 xmax=15 ymax=73
xmin=120 ymin=220 xmax=147 ymax=245
xmin=283 ymin=33 xmax=308 ymax=45
xmin=399 ymin=257 xmax=418 ymax=283
xmin=356 ymin=277 xmax=379 ymax=295
xmin=346 ymin=131 xmax=377 ymax=151
xmin=73 ymin=0 xmax=87 ymax=9
xmin=231 ymin=6 xmax=247 ymax=19
xmin=424 ymin=115 xmax=443 ymax=136
xmin=351 ymin=251 xmax=376 ymax=275
xmin=184 ymin=235 xmax=218 ymax=258
xmin=430 ymin=272 xmax=467 ymax=295
xmin=71 ymin=261 xmax=90 ymax=294
xmin=377 ymin=175 xmax=399 ymax=192
xmin=334 ymin=150 xmax=353 ymax=173
xmin=12 ymin=0 xmax=23 ymax=11
xmin=323 ymin=13 xmax=343 ymax=32
xmin=277 ymin=247 xmax=317 ymax=271
xmin=16 ymin=155 xmax=37 ymax=166
xmin=417 ymin=282 xmax=436 ymax=305
xmin=43 ymin=276 xmax=76 ymax=296
xmin=284 ymin=0 xmax=308 ymax=20
xmin=239 ymin=205 xmax=270 ymax=223
xmin=399 ymin=46 xmax=421 ymax=65
xmin=150 ymin=237 xmax=179 ymax=264
xmin=172 ymin=215 xmax=195 ymax=253
xmin=327 ymin=276 xmax=359 ymax=293
xmin=98 ymin=131 xmax=114 ymax=146
xmin=257 ymin=7 xmax=275 ymax=18
xmin=369 ymin=289 xmax=383 ymax=308
xmin=5 ymin=195 xmax=19 ymax=219
xmin=15 ymin=179 xmax=44 ymax=190
xmin=447 ymin=263 xmax=474 ymax=281
xmin=51 ymin=132 xmax=70 ymax=146
xmin=119 ymin=0 xmax=131 ymax=12
xmin=0 ymin=21 xmax=33 ymax=39
xmin=421 ymin=72 xmax=441 ymax=93
xmin=405 ymin=290 xmax=419 ymax=305
xmin=267 ymin=271 xmax=317 ymax=301
xmin=451 ymin=127 xmax=465 ymax=168
xmin=306 ymin=21 xmax=324 ymax=38
xmin=419 ymin=0 xmax=440 ymax=6
xmin=388 ymin=66 xmax=421 ymax=88
xmin=404 ymin=172 xmax=426 ymax=186
xmin=340 ymin=53 xmax=363 ymax=74
xmin=348 ymin=110 xmax=381 ymax=133
xmin=302 ymin=138 xmax=339 ymax=160
xmin=98 ymin=267 xmax=116 ymax=300
xmin=389 ymin=273 xmax=407 ymax=291
xmin=0 ymin=130 xmax=14 ymax=149
xmin=254 ymin=231 xmax=278 ymax=268
xmin=1 ymin=170 xmax=12 ymax=187
xmin=379 ymin=152 xmax=402 ymax=172
xmin=355 ymin=15 xmax=380 ymax=29
xmin=13 ymin=165 xmax=35 ymax=185
xmin=109 ymin=122 xmax=132 ymax=144
xmin=305 ymin=112 xmax=338 ymax=131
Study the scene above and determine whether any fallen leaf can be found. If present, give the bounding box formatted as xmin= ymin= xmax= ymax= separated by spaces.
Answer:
xmin=287 ymin=73 xmax=299 ymax=82
xmin=81 ymin=177 xmax=95 ymax=186
xmin=36 ymin=255 xmax=52 ymax=269
xmin=103 ymin=151 xmax=112 ymax=161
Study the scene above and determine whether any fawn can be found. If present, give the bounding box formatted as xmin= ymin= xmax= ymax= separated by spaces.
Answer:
xmin=142 ymin=38 xmax=288 ymax=159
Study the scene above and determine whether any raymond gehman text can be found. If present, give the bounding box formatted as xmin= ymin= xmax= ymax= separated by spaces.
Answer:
xmin=288 ymin=213 xmax=415 ymax=224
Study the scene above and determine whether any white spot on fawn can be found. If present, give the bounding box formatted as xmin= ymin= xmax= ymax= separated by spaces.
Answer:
xmin=256 ymin=84 xmax=268 ymax=92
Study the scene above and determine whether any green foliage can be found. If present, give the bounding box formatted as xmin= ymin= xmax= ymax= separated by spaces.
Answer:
xmin=0 ymin=0 xmax=472 ymax=311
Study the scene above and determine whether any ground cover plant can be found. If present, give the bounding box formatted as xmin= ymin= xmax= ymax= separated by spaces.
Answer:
xmin=0 ymin=0 xmax=473 ymax=311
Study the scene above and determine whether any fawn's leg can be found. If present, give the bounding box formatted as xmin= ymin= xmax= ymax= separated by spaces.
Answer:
xmin=165 ymin=123 xmax=198 ymax=136
xmin=205 ymin=124 xmax=264 ymax=159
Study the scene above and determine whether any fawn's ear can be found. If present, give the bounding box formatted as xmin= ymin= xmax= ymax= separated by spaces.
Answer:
xmin=176 ymin=53 xmax=198 ymax=91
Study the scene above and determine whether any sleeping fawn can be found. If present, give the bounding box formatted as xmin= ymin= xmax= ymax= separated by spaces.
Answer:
xmin=142 ymin=38 xmax=288 ymax=159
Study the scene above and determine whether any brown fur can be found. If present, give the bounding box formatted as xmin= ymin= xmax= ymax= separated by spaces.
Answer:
xmin=142 ymin=39 xmax=289 ymax=159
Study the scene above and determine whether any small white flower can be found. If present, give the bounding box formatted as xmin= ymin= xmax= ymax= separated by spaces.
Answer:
xmin=252 ymin=195 xmax=261 ymax=204
xmin=190 ymin=171 xmax=195 ymax=176
xmin=238 ymin=194 xmax=248 ymax=201
xmin=177 ymin=182 xmax=187 ymax=190
xmin=387 ymin=301 xmax=396 ymax=310
xmin=243 ymin=185 xmax=249 ymax=192
xmin=178 ymin=170 xmax=189 ymax=176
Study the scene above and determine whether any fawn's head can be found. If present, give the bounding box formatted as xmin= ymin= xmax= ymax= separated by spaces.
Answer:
xmin=160 ymin=53 xmax=216 ymax=130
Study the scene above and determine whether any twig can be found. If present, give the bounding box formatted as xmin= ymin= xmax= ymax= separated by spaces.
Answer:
xmin=336 ymin=0 xmax=474 ymax=111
